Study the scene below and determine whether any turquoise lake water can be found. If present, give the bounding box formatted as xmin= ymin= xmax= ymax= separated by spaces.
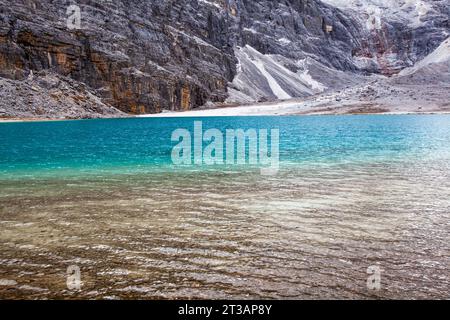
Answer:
xmin=0 ymin=115 xmax=449 ymax=299
xmin=1 ymin=115 xmax=450 ymax=177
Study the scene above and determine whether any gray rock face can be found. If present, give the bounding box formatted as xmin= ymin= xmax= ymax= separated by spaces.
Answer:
xmin=322 ymin=0 xmax=450 ymax=74
xmin=0 ymin=71 xmax=125 ymax=119
xmin=0 ymin=0 xmax=239 ymax=114
xmin=0 ymin=0 xmax=448 ymax=117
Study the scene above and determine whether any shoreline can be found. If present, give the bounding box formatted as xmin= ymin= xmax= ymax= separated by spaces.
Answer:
xmin=138 ymin=110 xmax=450 ymax=118
xmin=0 ymin=117 xmax=69 ymax=123
xmin=137 ymin=99 xmax=450 ymax=118
xmin=2 ymin=106 xmax=450 ymax=123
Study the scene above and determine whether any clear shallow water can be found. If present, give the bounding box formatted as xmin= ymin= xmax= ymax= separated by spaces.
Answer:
xmin=0 ymin=115 xmax=449 ymax=299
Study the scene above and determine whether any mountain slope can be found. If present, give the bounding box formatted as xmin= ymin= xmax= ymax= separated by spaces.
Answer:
xmin=321 ymin=0 xmax=449 ymax=74
xmin=0 ymin=71 xmax=125 ymax=119
xmin=0 ymin=0 xmax=366 ymax=116
xmin=398 ymin=37 xmax=450 ymax=78
xmin=0 ymin=0 xmax=448 ymax=118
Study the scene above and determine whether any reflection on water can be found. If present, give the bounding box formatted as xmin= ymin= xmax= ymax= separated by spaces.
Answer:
xmin=0 ymin=116 xmax=449 ymax=299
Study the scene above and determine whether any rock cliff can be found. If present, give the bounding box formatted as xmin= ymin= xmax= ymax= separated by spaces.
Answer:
xmin=0 ymin=0 xmax=448 ymax=118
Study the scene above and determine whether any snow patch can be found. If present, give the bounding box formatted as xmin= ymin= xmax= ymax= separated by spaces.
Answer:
xmin=227 ymin=46 xmax=326 ymax=103
xmin=247 ymin=48 xmax=292 ymax=100
xmin=278 ymin=38 xmax=292 ymax=45
xmin=198 ymin=0 xmax=221 ymax=9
